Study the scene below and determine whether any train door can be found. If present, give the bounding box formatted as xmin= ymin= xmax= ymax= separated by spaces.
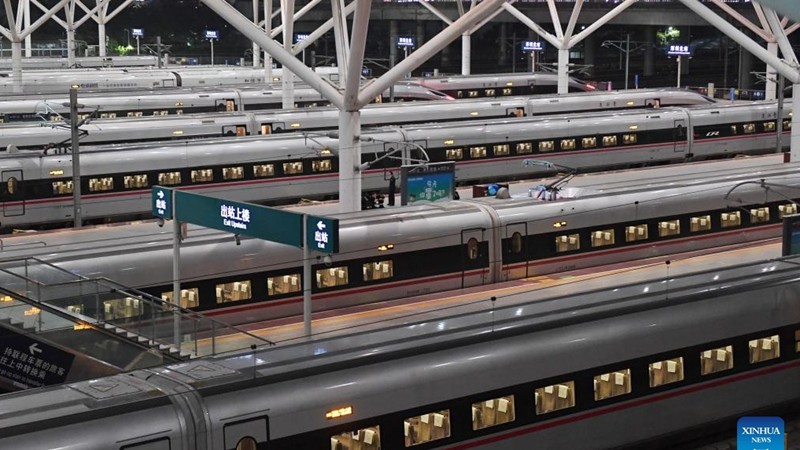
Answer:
xmin=223 ymin=416 xmax=269 ymax=450
xmin=216 ymin=99 xmax=237 ymax=112
xmin=461 ymin=228 xmax=487 ymax=288
xmin=506 ymin=107 xmax=526 ymax=117
xmin=222 ymin=125 xmax=248 ymax=137
xmin=673 ymin=119 xmax=687 ymax=153
xmin=1 ymin=170 xmax=24 ymax=217
xmin=502 ymin=223 xmax=528 ymax=280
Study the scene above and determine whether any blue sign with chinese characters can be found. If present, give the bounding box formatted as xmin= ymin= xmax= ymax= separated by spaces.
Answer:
xmin=396 ymin=36 xmax=416 ymax=48
xmin=307 ymin=215 xmax=339 ymax=254
xmin=132 ymin=28 xmax=144 ymax=37
xmin=0 ymin=328 xmax=75 ymax=389
xmin=401 ymin=162 xmax=455 ymax=206
xmin=521 ymin=40 xmax=544 ymax=52
xmin=205 ymin=30 xmax=219 ymax=40
xmin=152 ymin=186 xmax=173 ymax=220
xmin=667 ymin=44 xmax=691 ymax=55
xmin=294 ymin=33 xmax=310 ymax=44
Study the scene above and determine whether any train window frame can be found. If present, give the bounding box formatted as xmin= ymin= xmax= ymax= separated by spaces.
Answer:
xmin=658 ymin=219 xmax=681 ymax=237
xmin=236 ymin=436 xmax=258 ymax=450
xmin=538 ymin=141 xmax=554 ymax=153
xmin=749 ymin=335 xmax=780 ymax=363
xmin=332 ymin=426 xmax=381 ymax=450
xmin=404 ymin=409 xmax=451 ymax=447
xmin=555 ymin=233 xmax=580 ymax=253
xmin=700 ymin=345 xmax=734 ymax=375
xmin=312 ymin=159 xmax=333 ymax=173
xmin=560 ymin=139 xmax=576 ymax=151
xmin=590 ymin=228 xmax=615 ymax=248
xmin=534 ymin=381 xmax=575 ymax=415
xmin=581 ymin=137 xmax=597 ymax=149
xmin=446 ymin=149 xmax=463 ymax=160
xmin=223 ymin=166 xmax=245 ymax=181
xmin=472 ymin=395 xmax=515 ymax=430
xmin=689 ymin=215 xmax=711 ymax=232
xmin=5 ymin=177 xmax=17 ymax=195
xmin=363 ymin=260 xmax=394 ymax=282
xmin=743 ymin=123 xmax=756 ymax=134
xmin=720 ymin=211 xmax=741 ymax=228
xmin=602 ymin=135 xmax=618 ymax=147
xmin=468 ymin=90 xmax=479 ymax=98
xmin=622 ymin=133 xmax=638 ymax=145
xmin=470 ymin=146 xmax=487 ymax=159
xmin=510 ymin=232 xmax=523 ymax=254
xmin=749 ymin=207 xmax=770 ymax=224
xmin=123 ymin=174 xmax=149 ymax=189
xmin=783 ymin=119 xmax=792 ymax=130
xmin=253 ymin=164 xmax=275 ymax=178
xmin=191 ymin=168 xmax=214 ymax=183
xmin=493 ymin=144 xmax=510 ymax=156
xmin=52 ymin=180 xmax=73 ymax=195
xmin=779 ymin=203 xmax=798 ymax=218
xmin=502 ymin=88 xmax=513 ymax=96
xmin=88 ymin=176 xmax=114 ymax=192
xmin=624 ymin=224 xmax=648 ymax=242
xmin=467 ymin=238 xmax=480 ymax=260
xmin=161 ymin=288 xmax=200 ymax=309
xmin=267 ymin=273 xmax=301 ymax=296
xmin=648 ymin=357 xmax=684 ymax=387
xmin=316 ymin=266 xmax=349 ymax=289
xmin=485 ymin=89 xmax=496 ymax=97
xmin=102 ymin=296 xmax=143 ymax=321
xmin=763 ymin=121 xmax=776 ymax=132
xmin=215 ymin=280 xmax=252 ymax=304
xmin=158 ymin=171 xmax=182 ymax=186
xmin=730 ymin=125 xmax=738 ymax=135
xmin=516 ymin=142 xmax=533 ymax=154
xmin=795 ymin=330 xmax=800 ymax=352
xmin=280 ymin=161 xmax=303 ymax=175
xmin=593 ymin=369 xmax=631 ymax=401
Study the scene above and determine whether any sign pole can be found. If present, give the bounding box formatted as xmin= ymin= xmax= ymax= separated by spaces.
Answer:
xmin=303 ymin=214 xmax=312 ymax=337
xmin=172 ymin=189 xmax=181 ymax=349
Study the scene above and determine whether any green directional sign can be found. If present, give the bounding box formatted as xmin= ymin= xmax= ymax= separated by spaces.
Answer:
xmin=307 ymin=215 xmax=339 ymax=254
xmin=152 ymin=186 xmax=173 ymax=219
xmin=174 ymin=190 xmax=302 ymax=246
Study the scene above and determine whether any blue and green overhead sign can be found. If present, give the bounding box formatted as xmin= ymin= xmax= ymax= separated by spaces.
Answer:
xmin=151 ymin=186 xmax=338 ymax=252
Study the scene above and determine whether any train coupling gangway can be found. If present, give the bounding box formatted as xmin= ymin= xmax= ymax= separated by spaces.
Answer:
xmin=0 ymin=257 xmax=273 ymax=392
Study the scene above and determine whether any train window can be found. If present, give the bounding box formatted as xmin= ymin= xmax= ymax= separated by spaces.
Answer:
xmin=267 ymin=274 xmax=301 ymax=296
xmin=749 ymin=335 xmax=780 ymax=363
xmin=312 ymin=159 xmax=332 ymax=172
xmin=467 ymin=238 xmax=479 ymax=260
xmin=316 ymin=266 xmax=349 ymax=289
xmin=456 ymin=91 xmax=464 ymax=99
xmin=783 ymin=119 xmax=792 ymax=130
xmin=581 ymin=137 xmax=597 ymax=149
xmin=260 ymin=124 xmax=272 ymax=135
xmin=750 ymin=207 xmax=770 ymax=224
xmin=764 ymin=121 xmax=776 ymax=132
xmin=215 ymin=280 xmax=252 ymax=304
xmin=52 ymin=180 xmax=73 ymax=195
xmin=649 ymin=357 xmax=684 ymax=387
xmin=516 ymin=142 xmax=533 ymax=154
xmin=511 ymin=232 xmax=523 ymax=254
xmin=5 ymin=177 xmax=17 ymax=195
xmin=468 ymin=90 xmax=479 ymax=98
xmin=593 ymin=369 xmax=631 ymax=400
xmin=624 ymin=224 xmax=648 ymax=242
xmin=89 ymin=177 xmax=114 ymax=192
xmin=720 ymin=211 xmax=741 ymax=228
xmin=254 ymin=164 xmax=275 ymax=178
xmin=67 ymin=304 xmax=83 ymax=315
xmin=485 ymin=89 xmax=496 ymax=96
xmin=404 ymin=410 xmax=450 ymax=447
xmin=223 ymin=166 xmax=245 ymax=180
xmin=502 ymin=88 xmax=513 ymax=95
xmin=363 ymin=260 xmax=394 ymax=281
xmin=158 ymin=171 xmax=182 ymax=185
xmin=128 ymin=111 xmax=144 ymax=117
xmin=332 ymin=426 xmax=381 ymax=450
xmin=700 ymin=345 xmax=733 ymax=375
xmin=658 ymin=219 xmax=680 ymax=237
xmin=161 ymin=288 xmax=200 ymax=309
xmin=236 ymin=437 xmax=258 ymax=450
xmin=591 ymin=228 xmax=615 ymax=248
xmin=283 ymin=161 xmax=304 ymax=175
xmin=99 ymin=112 xmax=117 ymax=119
xmin=622 ymin=134 xmax=637 ymax=144
xmin=226 ymin=100 xmax=236 ymax=112
xmin=156 ymin=110 xmax=169 ymax=116
xmin=191 ymin=169 xmax=214 ymax=183
xmin=236 ymin=126 xmax=247 ymax=136
xmin=176 ymin=109 xmax=184 ymax=115
xmin=730 ymin=125 xmax=738 ymax=135
xmin=795 ymin=330 xmax=800 ymax=352
xmin=446 ymin=149 xmax=463 ymax=160
xmin=538 ymin=141 xmax=555 ymax=153
xmin=124 ymin=174 xmax=149 ymax=189
xmin=560 ymin=139 xmax=576 ymax=151
xmin=78 ymin=113 xmax=91 ymax=121
xmin=555 ymin=233 xmax=580 ymax=253
xmin=743 ymin=123 xmax=756 ymax=134
xmin=472 ymin=395 xmax=515 ymax=430
xmin=102 ymin=296 xmax=142 ymax=321
xmin=690 ymin=215 xmax=711 ymax=232
xmin=535 ymin=381 xmax=575 ymax=415
xmin=470 ymin=147 xmax=487 ymax=159
xmin=493 ymin=144 xmax=510 ymax=156
xmin=779 ymin=203 xmax=798 ymax=218
xmin=602 ymin=135 xmax=618 ymax=147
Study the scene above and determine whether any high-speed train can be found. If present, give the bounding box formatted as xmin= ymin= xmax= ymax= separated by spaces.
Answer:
xmin=0 ymin=55 xmax=160 ymax=70
xmin=0 ymin=100 xmax=787 ymax=232
xmin=412 ymin=72 xmax=594 ymax=98
xmin=0 ymin=89 xmax=716 ymax=150
xmin=0 ymin=65 xmax=342 ymax=94
xmin=0 ymin=160 xmax=797 ymax=327
xmin=1 ymin=235 xmax=799 ymax=449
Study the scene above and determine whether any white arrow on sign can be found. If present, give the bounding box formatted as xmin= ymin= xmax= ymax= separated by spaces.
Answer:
xmin=29 ymin=343 xmax=42 ymax=355
xmin=157 ymin=190 xmax=165 ymax=199
xmin=316 ymin=220 xmax=326 ymax=231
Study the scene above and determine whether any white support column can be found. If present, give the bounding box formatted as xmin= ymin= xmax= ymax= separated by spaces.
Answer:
xmin=264 ymin=0 xmax=272 ymax=82
xmin=331 ymin=0 xmax=350 ymax=85
xmin=98 ymin=22 xmax=106 ymax=57
xmin=252 ymin=0 xmax=260 ymax=67
xmin=766 ymin=42 xmax=778 ymax=100
xmin=280 ymin=0 xmax=295 ymax=109
xmin=23 ymin=0 xmax=30 ymax=57
xmin=461 ymin=33 xmax=470 ymax=75
xmin=338 ymin=111 xmax=361 ymax=213
xmin=557 ymin=48 xmax=569 ymax=93
xmin=11 ymin=40 xmax=21 ymax=92
xmin=792 ymin=84 xmax=800 ymax=162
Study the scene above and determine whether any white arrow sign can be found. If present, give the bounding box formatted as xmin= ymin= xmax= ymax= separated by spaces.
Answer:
xmin=316 ymin=220 xmax=326 ymax=231
xmin=29 ymin=343 xmax=42 ymax=355
xmin=157 ymin=190 xmax=165 ymax=199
